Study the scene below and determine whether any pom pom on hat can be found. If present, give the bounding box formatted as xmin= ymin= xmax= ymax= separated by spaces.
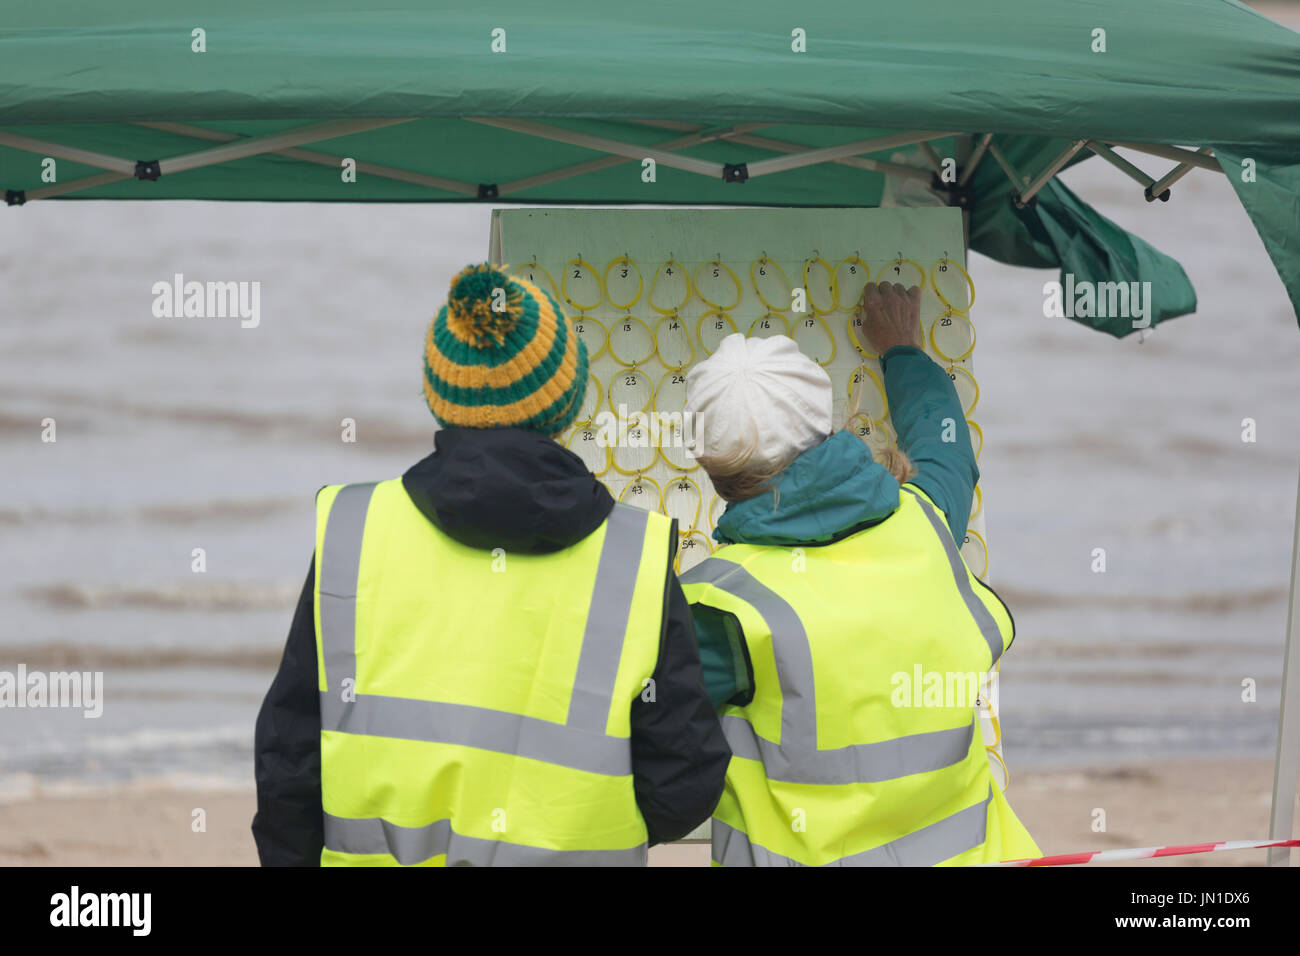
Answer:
xmin=445 ymin=264 xmax=525 ymax=348
xmin=423 ymin=263 xmax=588 ymax=435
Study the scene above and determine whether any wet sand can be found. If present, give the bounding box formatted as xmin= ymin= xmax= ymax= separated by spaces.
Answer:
xmin=0 ymin=757 xmax=1287 ymax=867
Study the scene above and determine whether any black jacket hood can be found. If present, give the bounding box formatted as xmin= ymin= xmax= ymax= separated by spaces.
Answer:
xmin=402 ymin=427 xmax=613 ymax=554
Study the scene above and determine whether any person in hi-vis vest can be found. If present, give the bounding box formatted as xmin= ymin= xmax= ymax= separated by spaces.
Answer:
xmin=681 ymin=282 xmax=1040 ymax=866
xmin=252 ymin=264 xmax=729 ymax=866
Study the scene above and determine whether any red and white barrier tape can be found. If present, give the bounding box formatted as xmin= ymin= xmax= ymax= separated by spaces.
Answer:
xmin=982 ymin=838 xmax=1299 ymax=867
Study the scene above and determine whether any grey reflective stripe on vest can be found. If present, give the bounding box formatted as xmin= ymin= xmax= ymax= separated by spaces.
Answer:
xmin=317 ymin=488 xmax=651 ymax=778
xmin=568 ymin=503 xmax=650 ymax=732
xmin=681 ymin=557 xmax=974 ymax=785
xmin=318 ymin=481 xmax=377 ymax=699
xmin=324 ymin=813 xmax=647 ymax=867
xmin=319 ymin=693 xmax=632 ymax=776
xmin=719 ymin=712 xmax=973 ymax=785
xmin=712 ymin=788 xmax=992 ymax=867
xmin=902 ymin=487 xmax=1004 ymax=665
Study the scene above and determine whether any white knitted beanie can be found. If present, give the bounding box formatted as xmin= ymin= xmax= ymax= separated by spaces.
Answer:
xmin=685 ymin=333 xmax=833 ymax=475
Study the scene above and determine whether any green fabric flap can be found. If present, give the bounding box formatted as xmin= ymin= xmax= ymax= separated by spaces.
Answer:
xmin=967 ymin=135 xmax=1197 ymax=338
xmin=1215 ymin=146 xmax=1300 ymax=324
xmin=1016 ymin=178 xmax=1197 ymax=337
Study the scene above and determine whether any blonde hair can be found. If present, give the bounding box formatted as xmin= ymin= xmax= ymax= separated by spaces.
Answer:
xmin=700 ymin=441 xmax=916 ymax=504
xmin=696 ymin=378 xmax=917 ymax=505
xmin=697 ymin=456 xmax=785 ymax=504
xmin=872 ymin=446 xmax=918 ymax=484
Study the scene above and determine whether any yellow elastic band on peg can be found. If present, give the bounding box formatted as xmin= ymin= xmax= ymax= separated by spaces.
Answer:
xmin=561 ymin=257 xmax=603 ymax=312
xmin=985 ymin=746 xmax=1010 ymax=792
xmin=654 ymin=368 xmax=690 ymax=413
xmin=573 ymin=372 xmax=603 ymax=426
xmin=834 ymin=255 xmax=871 ymax=310
xmin=930 ymin=257 xmax=976 ymax=313
xmin=880 ymin=256 xmax=924 ymax=287
xmin=648 ymin=258 xmax=692 ymax=314
xmin=607 ymin=315 xmax=655 ymax=366
xmin=603 ymin=255 xmax=643 ymax=309
xmin=708 ymin=493 xmax=726 ymax=528
xmin=697 ymin=310 xmax=737 ymax=354
xmin=791 ymin=312 xmax=836 ymax=365
xmin=750 ymin=256 xmax=793 ymax=311
xmin=654 ymin=314 xmax=695 ymax=370
xmin=611 ymin=423 xmax=660 ymax=477
xmin=928 ymin=309 xmax=976 ymax=363
xmin=945 ymin=365 xmax=980 ymax=415
xmin=608 ymin=366 xmax=653 ymax=414
xmin=570 ymin=314 xmax=607 ymax=361
xmin=661 ymin=474 xmax=703 ymax=530
xmin=616 ymin=469 xmax=662 ymax=502
xmin=801 ymin=256 xmax=838 ymax=315
xmin=693 ymin=258 xmax=742 ymax=311
xmin=514 ymin=261 xmax=559 ymax=304
xmin=966 ymin=418 xmax=984 ymax=458
xmin=674 ymin=529 xmax=715 ymax=573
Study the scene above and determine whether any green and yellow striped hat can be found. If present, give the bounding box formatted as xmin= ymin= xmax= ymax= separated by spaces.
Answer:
xmin=423 ymin=263 xmax=588 ymax=434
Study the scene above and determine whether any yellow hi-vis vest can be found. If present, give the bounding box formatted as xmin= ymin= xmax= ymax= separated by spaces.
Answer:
xmin=312 ymin=479 xmax=674 ymax=866
xmin=681 ymin=484 xmax=1040 ymax=867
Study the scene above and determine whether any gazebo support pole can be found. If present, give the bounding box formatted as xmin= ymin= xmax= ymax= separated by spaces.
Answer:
xmin=1269 ymin=464 xmax=1300 ymax=866
xmin=1016 ymin=140 xmax=1085 ymax=205
xmin=985 ymin=140 xmax=1027 ymax=195
xmin=958 ymin=133 xmax=993 ymax=188
xmin=1110 ymin=141 xmax=1222 ymax=174
xmin=1084 ymin=141 xmax=1157 ymax=190
xmin=1146 ymin=147 xmax=1213 ymax=202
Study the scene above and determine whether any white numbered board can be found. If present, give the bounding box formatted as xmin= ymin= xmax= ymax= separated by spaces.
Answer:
xmin=489 ymin=207 xmax=989 ymax=578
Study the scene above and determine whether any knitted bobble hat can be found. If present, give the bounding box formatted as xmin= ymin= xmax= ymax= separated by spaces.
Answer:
xmin=685 ymin=332 xmax=833 ymax=474
xmin=423 ymin=263 xmax=588 ymax=434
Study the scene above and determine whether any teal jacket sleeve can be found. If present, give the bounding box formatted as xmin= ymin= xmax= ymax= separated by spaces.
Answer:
xmin=879 ymin=345 xmax=977 ymax=543
xmin=689 ymin=604 xmax=754 ymax=712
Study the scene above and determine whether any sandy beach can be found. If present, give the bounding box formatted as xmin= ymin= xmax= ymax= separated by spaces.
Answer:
xmin=0 ymin=757 xmax=1283 ymax=867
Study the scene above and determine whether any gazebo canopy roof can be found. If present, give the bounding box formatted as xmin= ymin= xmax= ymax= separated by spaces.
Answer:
xmin=2 ymin=0 xmax=1298 ymax=331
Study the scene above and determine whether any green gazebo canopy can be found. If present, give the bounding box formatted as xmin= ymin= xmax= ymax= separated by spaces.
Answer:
xmin=2 ymin=0 xmax=1299 ymax=334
